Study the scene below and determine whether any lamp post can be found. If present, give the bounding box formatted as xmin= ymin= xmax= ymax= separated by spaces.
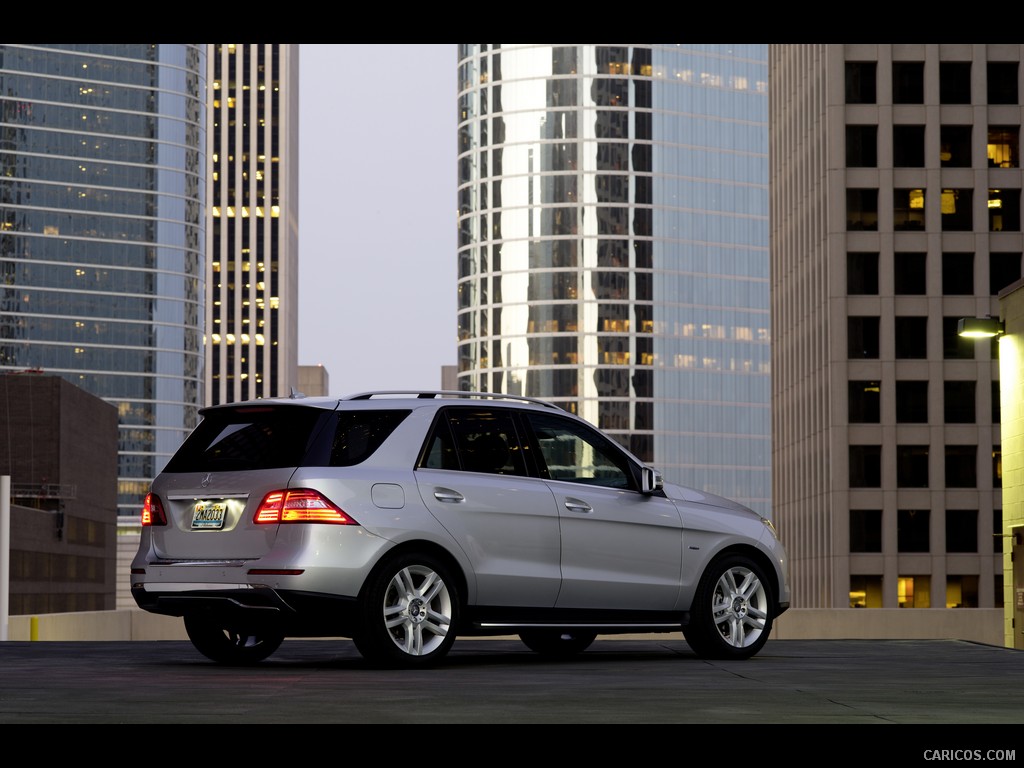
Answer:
xmin=958 ymin=313 xmax=1017 ymax=649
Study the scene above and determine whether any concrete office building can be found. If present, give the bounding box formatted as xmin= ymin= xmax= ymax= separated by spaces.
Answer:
xmin=297 ymin=363 xmax=329 ymax=397
xmin=207 ymin=44 xmax=299 ymax=406
xmin=455 ymin=45 xmax=771 ymax=515
xmin=0 ymin=44 xmax=207 ymax=522
xmin=769 ymin=44 xmax=1018 ymax=612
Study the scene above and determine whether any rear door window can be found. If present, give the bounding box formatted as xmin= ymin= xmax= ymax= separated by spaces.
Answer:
xmin=418 ymin=408 xmax=528 ymax=476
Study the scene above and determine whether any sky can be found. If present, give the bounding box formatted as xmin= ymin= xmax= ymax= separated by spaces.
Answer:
xmin=297 ymin=44 xmax=459 ymax=397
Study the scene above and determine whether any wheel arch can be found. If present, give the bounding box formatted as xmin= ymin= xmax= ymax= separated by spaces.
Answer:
xmin=360 ymin=539 xmax=470 ymax=608
xmin=699 ymin=543 xmax=782 ymax=610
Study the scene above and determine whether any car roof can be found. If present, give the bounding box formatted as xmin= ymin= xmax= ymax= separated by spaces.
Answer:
xmin=199 ymin=391 xmax=569 ymax=416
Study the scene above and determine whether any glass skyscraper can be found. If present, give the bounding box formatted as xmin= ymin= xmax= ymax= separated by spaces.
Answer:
xmin=0 ymin=44 xmax=207 ymax=519
xmin=456 ymin=44 xmax=770 ymax=514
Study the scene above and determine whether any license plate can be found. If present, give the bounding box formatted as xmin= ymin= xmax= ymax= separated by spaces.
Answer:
xmin=192 ymin=501 xmax=227 ymax=530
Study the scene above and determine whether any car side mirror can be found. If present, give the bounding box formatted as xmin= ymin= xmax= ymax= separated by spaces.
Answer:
xmin=641 ymin=466 xmax=663 ymax=494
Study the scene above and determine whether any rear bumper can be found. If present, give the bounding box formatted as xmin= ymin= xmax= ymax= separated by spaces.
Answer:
xmin=131 ymin=582 xmax=358 ymax=637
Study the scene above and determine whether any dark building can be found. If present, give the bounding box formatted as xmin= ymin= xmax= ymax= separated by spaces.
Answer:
xmin=0 ymin=373 xmax=119 ymax=614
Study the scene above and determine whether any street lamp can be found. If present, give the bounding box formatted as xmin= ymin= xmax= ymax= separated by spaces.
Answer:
xmin=957 ymin=317 xmax=1005 ymax=338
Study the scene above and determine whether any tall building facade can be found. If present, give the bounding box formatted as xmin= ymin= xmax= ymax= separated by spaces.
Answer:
xmin=456 ymin=44 xmax=771 ymax=515
xmin=207 ymin=44 xmax=298 ymax=405
xmin=0 ymin=44 xmax=207 ymax=520
xmin=769 ymin=44 xmax=1017 ymax=610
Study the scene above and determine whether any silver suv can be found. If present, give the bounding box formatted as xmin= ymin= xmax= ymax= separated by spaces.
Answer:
xmin=131 ymin=391 xmax=790 ymax=667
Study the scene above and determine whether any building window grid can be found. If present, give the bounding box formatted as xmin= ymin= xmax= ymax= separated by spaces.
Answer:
xmin=833 ymin=52 xmax=1017 ymax=613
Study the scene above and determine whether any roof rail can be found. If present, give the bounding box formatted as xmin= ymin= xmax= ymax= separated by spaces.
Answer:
xmin=343 ymin=390 xmax=564 ymax=411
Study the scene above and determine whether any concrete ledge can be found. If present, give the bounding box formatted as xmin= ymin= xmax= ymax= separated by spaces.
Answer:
xmin=6 ymin=610 xmax=187 ymax=641
xmin=772 ymin=608 xmax=1004 ymax=645
xmin=1 ymin=607 xmax=1007 ymax=646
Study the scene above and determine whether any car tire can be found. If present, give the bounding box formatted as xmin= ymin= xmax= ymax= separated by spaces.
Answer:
xmin=183 ymin=615 xmax=284 ymax=665
xmin=683 ymin=554 xmax=774 ymax=660
xmin=352 ymin=552 xmax=460 ymax=668
xmin=519 ymin=629 xmax=597 ymax=658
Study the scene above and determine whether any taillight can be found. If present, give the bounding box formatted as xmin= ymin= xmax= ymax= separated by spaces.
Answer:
xmin=142 ymin=493 xmax=167 ymax=526
xmin=253 ymin=489 xmax=357 ymax=525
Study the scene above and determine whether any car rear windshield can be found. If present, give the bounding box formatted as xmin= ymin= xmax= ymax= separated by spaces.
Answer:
xmin=163 ymin=406 xmax=411 ymax=472
xmin=163 ymin=406 xmax=330 ymax=472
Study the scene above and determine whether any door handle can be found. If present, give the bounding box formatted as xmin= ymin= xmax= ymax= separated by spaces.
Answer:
xmin=563 ymin=498 xmax=593 ymax=513
xmin=433 ymin=488 xmax=465 ymax=503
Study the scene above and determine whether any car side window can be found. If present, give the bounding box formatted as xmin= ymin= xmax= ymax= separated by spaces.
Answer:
xmin=419 ymin=408 xmax=528 ymax=477
xmin=327 ymin=410 xmax=411 ymax=467
xmin=523 ymin=411 xmax=635 ymax=490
